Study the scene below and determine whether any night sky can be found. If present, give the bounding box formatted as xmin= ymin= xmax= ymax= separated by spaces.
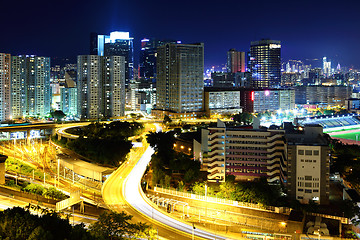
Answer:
xmin=1 ymin=0 xmax=360 ymax=68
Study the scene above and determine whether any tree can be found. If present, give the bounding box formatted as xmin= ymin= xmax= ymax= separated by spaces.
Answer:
xmin=217 ymin=181 xmax=236 ymax=199
xmin=233 ymin=112 xmax=253 ymax=125
xmin=50 ymin=110 xmax=66 ymax=121
xmin=27 ymin=226 xmax=53 ymax=240
xmin=178 ymin=181 xmax=186 ymax=191
xmin=0 ymin=206 xmax=94 ymax=240
xmin=89 ymin=211 xmax=151 ymax=240
xmin=163 ymin=115 xmax=172 ymax=125
xmin=0 ymin=207 xmax=37 ymax=240
xmin=24 ymin=183 xmax=45 ymax=195
xmin=146 ymin=131 xmax=175 ymax=155
xmin=191 ymin=182 xmax=206 ymax=195
xmin=184 ymin=168 xmax=196 ymax=183
xmin=225 ymin=174 xmax=236 ymax=182
xmin=164 ymin=175 xmax=171 ymax=188
xmin=43 ymin=187 xmax=66 ymax=200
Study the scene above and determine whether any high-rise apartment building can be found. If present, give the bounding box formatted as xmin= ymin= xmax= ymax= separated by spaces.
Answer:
xmin=11 ymin=55 xmax=51 ymax=118
xmin=11 ymin=56 xmax=26 ymax=118
xmin=156 ymin=43 xmax=204 ymax=113
xmin=60 ymin=78 xmax=77 ymax=117
xmin=90 ymin=31 xmax=133 ymax=87
xmin=0 ymin=53 xmax=11 ymax=121
xmin=60 ymin=88 xmax=77 ymax=117
xmin=250 ymin=39 xmax=281 ymax=88
xmin=77 ymin=55 xmax=125 ymax=119
xmin=227 ymin=49 xmax=245 ymax=73
xmin=139 ymin=38 xmax=178 ymax=81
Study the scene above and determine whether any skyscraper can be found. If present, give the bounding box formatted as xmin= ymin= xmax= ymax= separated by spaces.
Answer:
xmin=323 ymin=57 xmax=331 ymax=78
xmin=227 ymin=49 xmax=245 ymax=73
xmin=77 ymin=55 xmax=125 ymax=119
xmin=0 ymin=53 xmax=11 ymax=121
xmin=156 ymin=43 xmax=204 ymax=113
xmin=139 ymin=38 xmax=178 ymax=81
xmin=250 ymin=39 xmax=281 ymax=88
xmin=11 ymin=56 xmax=26 ymax=118
xmin=90 ymin=31 xmax=133 ymax=87
xmin=11 ymin=55 xmax=51 ymax=118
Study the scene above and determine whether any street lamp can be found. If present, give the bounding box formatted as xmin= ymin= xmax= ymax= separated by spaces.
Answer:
xmin=57 ymin=158 xmax=60 ymax=187
xmin=316 ymin=229 xmax=321 ymax=240
xmin=280 ymin=222 xmax=287 ymax=233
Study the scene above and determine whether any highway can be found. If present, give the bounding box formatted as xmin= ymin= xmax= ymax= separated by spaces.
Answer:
xmin=0 ymin=188 xmax=98 ymax=227
xmin=4 ymin=120 xmax=229 ymax=239
xmin=102 ymin=123 xmax=229 ymax=240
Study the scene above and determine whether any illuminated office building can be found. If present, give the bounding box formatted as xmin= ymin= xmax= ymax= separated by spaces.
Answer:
xmin=90 ymin=31 xmax=133 ymax=87
xmin=11 ymin=55 xmax=51 ymax=118
xmin=0 ymin=53 xmax=11 ymax=121
xmin=227 ymin=49 xmax=245 ymax=73
xmin=323 ymin=57 xmax=331 ymax=78
xmin=139 ymin=38 xmax=178 ymax=81
xmin=250 ymin=39 xmax=281 ymax=88
xmin=156 ymin=43 xmax=204 ymax=113
xmin=77 ymin=55 xmax=125 ymax=119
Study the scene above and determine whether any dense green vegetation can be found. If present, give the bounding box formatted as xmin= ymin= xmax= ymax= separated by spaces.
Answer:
xmin=89 ymin=210 xmax=155 ymax=239
xmin=67 ymin=121 xmax=144 ymax=138
xmin=162 ymin=115 xmax=172 ymax=125
xmin=5 ymin=157 xmax=47 ymax=180
xmin=5 ymin=181 xmax=66 ymax=200
xmin=330 ymin=137 xmax=360 ymax=185
xmin=146 ymin=131 xmax=201 ymax=187
xmin=54 ymin=121 xmax=144 ymax=167
xmin=191 ymin=177 xmax=284 ymax=207
xmin=232 ymin=112 xmax=253 ymax=125
xmin=0 ymin=207 xmax=154 ymax=240
xmin=326 ymin=135 xmax=360 ymax=223
xmin=50 ymin=110 xmax=66 ymax=121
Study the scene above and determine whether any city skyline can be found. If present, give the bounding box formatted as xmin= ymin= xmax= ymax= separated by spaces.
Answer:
xmin=0 ymin=0 xmax=360 ymax=68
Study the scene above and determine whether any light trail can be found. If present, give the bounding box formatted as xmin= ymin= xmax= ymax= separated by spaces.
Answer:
xmin=123 ymin=146 xmax=227 ymax=239
xmin=103 ymin=123 xmax=229 ymax=240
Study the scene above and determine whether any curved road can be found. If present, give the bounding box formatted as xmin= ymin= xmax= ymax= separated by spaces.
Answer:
xmin=102 ymin=124 xmax=228 ymax=240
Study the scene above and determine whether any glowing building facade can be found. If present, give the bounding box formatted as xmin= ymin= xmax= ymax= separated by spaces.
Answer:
xmin=60 ymin=87 xmax=77 ymax=117
xmin=250 ymin=40 xmax=281 ymax=88
xmin=139 ymin=38 xmax=178 ymax=81
xmin=156 ymin=43 xmax=204 ymax=113
xmin=11 ymin=55 xmax=51 ymax=118
xmin=227 ymin=49 xmax=245 ymax=73
xmin=90 ymin=31 xmax=133 ymax=87
xmin=0 ymin=53 xmax=11 ymax=121
xmin=322 ymin=57 xmax=331 ymax=78
xmin=77 ymin=55 xmax=125 ymax=119
xmin=202 ymin=120 xmax=287 ymax=183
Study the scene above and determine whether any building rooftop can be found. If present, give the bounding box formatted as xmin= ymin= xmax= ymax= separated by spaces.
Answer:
xmin=251 ymin=39 xmax=281 ymax=46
